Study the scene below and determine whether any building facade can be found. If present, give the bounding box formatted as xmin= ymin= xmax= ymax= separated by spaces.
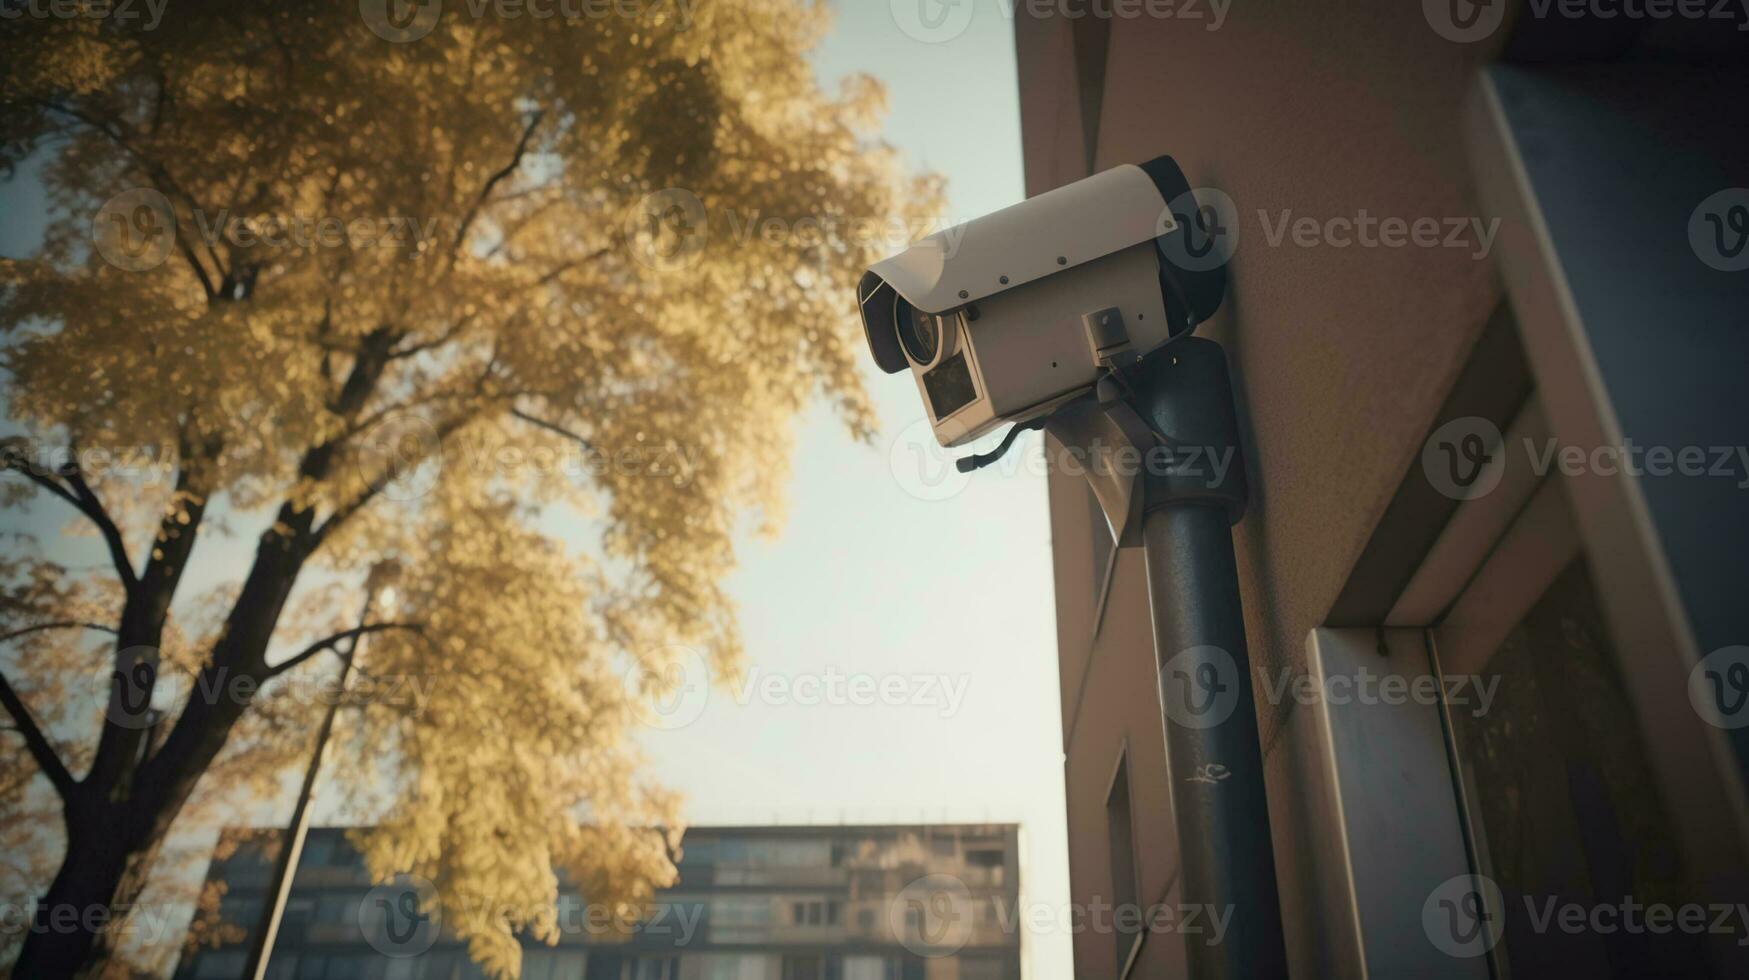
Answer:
xmin=1019 ymin=3 xmax=1749 ymax=978
xmin=173 ymin=825 xmax=1021 ymax=980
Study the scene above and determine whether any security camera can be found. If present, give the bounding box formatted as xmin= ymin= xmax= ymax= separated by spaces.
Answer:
xmin=858 ymin=155 xmax=1226 ymax=448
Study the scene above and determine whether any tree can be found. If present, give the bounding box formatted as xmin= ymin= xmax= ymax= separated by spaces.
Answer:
xmin=0 ymin=2 xmax=939 ymax=975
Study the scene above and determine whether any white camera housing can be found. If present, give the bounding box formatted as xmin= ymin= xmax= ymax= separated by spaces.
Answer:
xmin=859 ymin=156 xmax=1225 ymax=447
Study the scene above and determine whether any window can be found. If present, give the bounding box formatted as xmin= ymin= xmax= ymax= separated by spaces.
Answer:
xmin=680 ymin=837 xmax=718 ymax=865
xmin=710 ymin=895 xmax=772 ymax=924
xmin=324 ymin=956 xmax=368 ymax=980
xmin=965 ymin=849 xmax=1003 ymax=869
xmin=522 ymin=950 xmax=588 ymax=980
xmin=283 ymin=896 xmax=314 ymax=937
xmin=1446 ymin=558 xmax=1706 ymax=975
xmin=761 ymin=839 xmax=832 ymax=866
xmin=315 ymin=894 xmax=351 ymax=924
xmin=1106 ymin=748 xmax=1141 ymax=973
xmin=955 ymin=958 xmax=1007 ymax=980
xmin=714 ymin=838 xmax=831 ymax=867
xmin=707 ymin=896 xmax=772 ymax=942
xmin=324 ymin=835 xmax=358 ymax=866
xmin=789 ymin=899 xmax=836 ymax=926
xmin=841 ymin=956 xmax=896 ymax=980
xmin=415 ymin=954 xmax=459 ymax=979
xmin=695 ymin=954 xmax=775 ymax=980
xmin=623 ymin=957 xmax=677 ymax=980
xmin=964 ymin=848 xmax=1006 ymax=887
xmin=219 ymin=892 xmax=264 ymax=928
xmin=193 ymin=952 xmax=246 ymax=979
xmin=780 ymin=955 xmax=826 ymax=980
xmin=303 ymin=834 xmax=336 ymax=867
xmin=645 ymin=899 xmax=705 ymax=944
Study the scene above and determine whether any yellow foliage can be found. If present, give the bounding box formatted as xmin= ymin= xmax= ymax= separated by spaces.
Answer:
xmin=0 ymin=2 xmax=942 ymax=976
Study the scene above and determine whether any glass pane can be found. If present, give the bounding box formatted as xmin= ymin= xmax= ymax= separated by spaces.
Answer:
xmin=1448 ymin=558 xmax=1710 ymax=976
xmin=841 ymin=956 xmax=887 ymax=980
xmin=194 ymin=951 xmax=247 ymax=979
xmin=695 ymin=954 xmax=775 ymax=980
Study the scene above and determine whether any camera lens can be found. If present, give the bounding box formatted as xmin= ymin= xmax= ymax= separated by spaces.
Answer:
xmin=894 ymin=299 xmax=939 ymax=365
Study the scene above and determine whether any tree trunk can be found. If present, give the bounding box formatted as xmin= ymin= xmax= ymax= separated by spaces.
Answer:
xmin=14 ymin=802 xmax=132 ymax=978
xmin=13 ymin=570 xmax=292 ymax=977
xmin=19 ymin=804 xmax=172 ymax=979
xmin=13 ymin=333 xmax=394 ymax=978
xmin=10 ymin=525 xmax=308 ymax=977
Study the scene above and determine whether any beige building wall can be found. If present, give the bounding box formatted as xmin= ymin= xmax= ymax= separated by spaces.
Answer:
xmin=1022 ymin=6 xmax=1507 ymax=974
xmin=1019 ymin=3 xmax=1749 ymax=977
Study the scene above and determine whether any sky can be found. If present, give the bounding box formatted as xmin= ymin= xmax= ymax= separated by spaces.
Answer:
xmin=0 ymin=3 xmax=1069 ymax=974
xmin=630 ymin=3 xmax=1071 ymax=974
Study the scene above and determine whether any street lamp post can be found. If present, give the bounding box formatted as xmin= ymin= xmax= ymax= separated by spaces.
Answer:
xmin=240 ymin=572 xmax=395 ymax=980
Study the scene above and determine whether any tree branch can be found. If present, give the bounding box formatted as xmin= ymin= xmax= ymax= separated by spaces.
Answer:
xmin=38 ymin=100 xmax=223 ymax=301
xmin=2 ymin=452 xmax=138 ymax=592
xmin=510 ymin=407 xmax=593 ymax=452
xmin=388 ymin=315 xmax=475 ymax=361
xmin=0 ymin=621 xmax=120 ymax=645
xmin=479 ymin=191 xmax=564 ymax=260
xmin=266 ymin=623 xmax=424 ymax=680
xmin=310 ymin=413 xmax=469 ymax=545
xmin=533 ymin=247 xmax=613 ymax=288
xmin=60 ymin=453 xmax=142 ymax=593
xmin=0 ymin=667 xmax=77 ymax=799
xmin=451 ymin=110 xmax=546 ymax=254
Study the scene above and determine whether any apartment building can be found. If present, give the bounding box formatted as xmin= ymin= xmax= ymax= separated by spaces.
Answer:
xmin=172 ymin=825 xmax=1021 ymax=980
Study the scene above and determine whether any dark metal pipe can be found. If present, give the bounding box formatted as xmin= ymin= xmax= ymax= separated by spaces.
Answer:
xmin=1142 ymin=501 xmax=1287 ymax=979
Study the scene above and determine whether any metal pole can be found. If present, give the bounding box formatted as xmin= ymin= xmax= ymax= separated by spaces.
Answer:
xmin=240 ymin=650 xmax=355 ymax=980
xmin=240 ymin=567 xmax=395 ymax=980
xmin=1142 ymin=504 xmax=1286 ymax=979
xmin=1130 ymin=336 xmax=1286 ymax=979
xmin=1046 ymin=335 xmax=1287 ymax=978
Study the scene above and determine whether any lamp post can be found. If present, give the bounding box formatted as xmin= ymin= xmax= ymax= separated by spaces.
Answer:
xmin=241 ymin=565 xmax=399 ymax=980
